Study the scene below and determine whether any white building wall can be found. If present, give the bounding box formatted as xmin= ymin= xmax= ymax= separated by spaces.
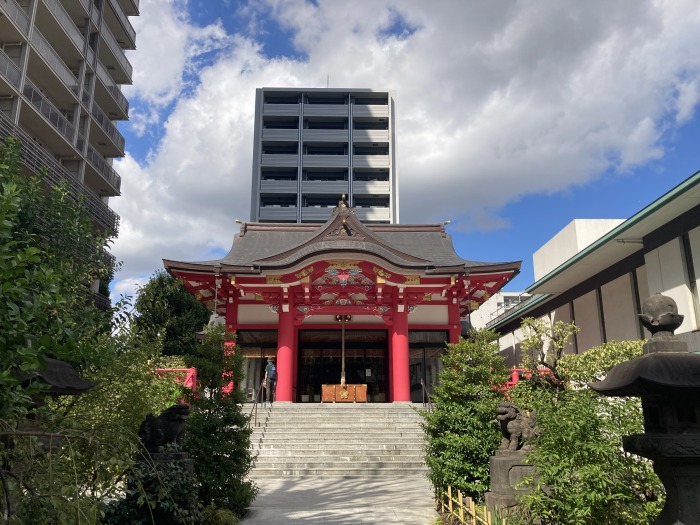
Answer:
xmin=533 ymin=219 xmax=624 ymax=281
xmin=601 ymin=274 xmax=639 ymax=342
xmin=238 ymin=305 xmax=279 ymax=324
xmin=410 ymin=305 xmax=449 ymax=324
xmin=688 ymin=226 xmax=700 ymax=327
xmin=551 ymin=304 xmax=576 ymax=354
xmin=644 ymin=238 xmax=697 ymax=332
xmin=573 ymin=291 xmax=603 ymax=350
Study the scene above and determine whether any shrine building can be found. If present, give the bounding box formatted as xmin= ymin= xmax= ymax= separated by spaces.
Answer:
xmin=164 ymin=200 xmax=521 ymax=403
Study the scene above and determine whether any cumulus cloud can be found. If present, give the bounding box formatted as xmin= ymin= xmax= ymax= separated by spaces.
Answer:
xmin=111 ymin=0 xmax=700 ymax=300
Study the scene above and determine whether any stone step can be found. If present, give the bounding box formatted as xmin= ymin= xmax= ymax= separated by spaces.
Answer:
xmin=249 ymin=403 xmax=428 ymax=479
xmin=250 ymin=467 xmax=428 ymax=478
xmin=253 ymin=443 xmax=424 ymax=451
xmin=254 ymin=460 xmax=427 ymax=469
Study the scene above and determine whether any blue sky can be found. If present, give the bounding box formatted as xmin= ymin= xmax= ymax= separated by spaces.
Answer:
xmin=111 ymin=0 xmax=700 ymax=299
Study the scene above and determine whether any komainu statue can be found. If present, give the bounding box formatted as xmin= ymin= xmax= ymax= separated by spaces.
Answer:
xmin=496 ymin=402 xmax=538 ymax=452
xmin=138 ymin=404 xmax=190 ymax=453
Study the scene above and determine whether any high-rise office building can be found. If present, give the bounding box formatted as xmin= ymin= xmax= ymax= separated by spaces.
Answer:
xmin=250 ymin=87 xmax=398 ymax=224
xmin=0 ymin=0 xmax=136 ymax=306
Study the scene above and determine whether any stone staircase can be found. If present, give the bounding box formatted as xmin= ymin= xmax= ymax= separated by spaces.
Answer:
xmin=249 ymin=403 xmax=428 ymax=478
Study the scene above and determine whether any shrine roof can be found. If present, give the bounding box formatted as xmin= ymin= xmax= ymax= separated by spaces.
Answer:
xmin=164 ymin=203 xmax=521 ymax=277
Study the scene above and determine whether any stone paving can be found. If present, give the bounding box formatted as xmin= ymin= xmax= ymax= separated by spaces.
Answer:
xmin=240 ymin=476 xmax=438 ymax=525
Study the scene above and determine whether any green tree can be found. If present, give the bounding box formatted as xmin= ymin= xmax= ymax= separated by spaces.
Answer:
xmin=520 ymin=316 xmax=580 ymax=390
xmin=0 ymin=135 xmax=113 ymax=420
xmin=0 ymin=136 xmax=190 ymax=521
xmin=133 ymin=270 xmax=210 ymax=357
xmin=421 ymin=329 xmax=508 ymax=499
xmin=512 ymin=340 xmax=664 ymax=524
xmin=184 ymin=324 xmax=257 ymax=517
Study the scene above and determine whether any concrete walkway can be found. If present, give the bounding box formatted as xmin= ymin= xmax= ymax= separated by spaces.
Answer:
xmin=240 ymin=477 xmax=438 ymax=524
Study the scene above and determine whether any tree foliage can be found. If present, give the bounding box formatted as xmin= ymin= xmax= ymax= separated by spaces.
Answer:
xmin=133 ymin=270 xmax=210 ymax=357
xmin=421 ymin=330 xmax=508 ymax=499
xmin=511 ymin=340 xmax=664 ymax=525
xmin=0 ymin=137 xmax=188 ymax=521
xmin=519 ymin=316 xmax=580 ymax=390
xmin=184 ymin=324 xmax=257 ymax=517
xmin=0 ymin=137 xmax=112 ymax=423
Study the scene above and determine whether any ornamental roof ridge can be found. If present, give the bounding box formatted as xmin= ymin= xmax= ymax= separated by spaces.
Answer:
xmin=253 ymin=202 xmax=430 ymax=265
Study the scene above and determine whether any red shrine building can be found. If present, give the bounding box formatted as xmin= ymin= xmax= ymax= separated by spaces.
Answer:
xmin=164 ymin=201 xmax=520 ymax=403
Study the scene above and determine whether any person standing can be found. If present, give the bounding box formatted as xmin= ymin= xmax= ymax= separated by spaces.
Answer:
xmin=263 ymin=357 xmax=277 ymax=406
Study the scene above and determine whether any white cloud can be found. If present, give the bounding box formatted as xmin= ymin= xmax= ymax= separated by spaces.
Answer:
xmin=111 ymin=0 xmax=700 ymax=295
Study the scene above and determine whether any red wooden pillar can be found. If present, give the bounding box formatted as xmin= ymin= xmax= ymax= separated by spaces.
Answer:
xmin=276 ymin=308 xmax=295 ymax=402
xmin=225 ymin=292 xmax=238 ymax=334
xmin=448 ymin=297 xmax=461 ymax=344
xmin=390 ymin=308 xmax=410 ymax=402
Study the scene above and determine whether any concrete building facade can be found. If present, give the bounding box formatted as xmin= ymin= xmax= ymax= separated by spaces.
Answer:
xmin=250 ymin=87 xmax=398 ymax=224
xmin=0 ymin=0 xmax=136 ymax=304
xmin=487 ymin=170 xmax=700 ymax=366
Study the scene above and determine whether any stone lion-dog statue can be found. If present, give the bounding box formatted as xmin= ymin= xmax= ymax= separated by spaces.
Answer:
xmin=496 ymin=402 xmax=538 ymax=452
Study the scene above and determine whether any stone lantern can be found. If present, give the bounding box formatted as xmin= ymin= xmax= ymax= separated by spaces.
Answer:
xmin=590 ymin=293 xmax=700 ymax=525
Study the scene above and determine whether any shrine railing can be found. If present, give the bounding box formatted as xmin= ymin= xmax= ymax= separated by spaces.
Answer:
xmin=436 ymin=485 xmax=509 ymax=525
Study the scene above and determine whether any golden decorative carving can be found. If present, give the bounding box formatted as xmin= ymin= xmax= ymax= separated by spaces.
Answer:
xmin=327 ymin=261 xmax=360 ymax=270
xmin=373 ymin=267 xmax=392 ymax=279
xmin=340 ymin=388 xmax=349 ymax=399
xmin=424 ymin=292 xmax=433 ymax=301
xmin=403 ymin=275 xmax=420 ymax=285
xmin=295 ymin=266 xmax=315 ymax=279
xmin=266 ymin=275 xmax=282 ymax=284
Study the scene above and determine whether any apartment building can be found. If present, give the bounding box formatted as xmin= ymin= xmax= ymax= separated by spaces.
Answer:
xmin=250 ymin=87 xmax=398 ymax=224
xmin=0 ymin=0 xmax=136 ymax=306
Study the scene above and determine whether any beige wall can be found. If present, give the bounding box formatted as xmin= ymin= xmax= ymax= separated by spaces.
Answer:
xmin=645 ymin=238 xmax=697 ymax=332
xmin=573 ymin=291 xmax=602 ymax=351
xmin=601 ymin=274 xmax=640 ymax=342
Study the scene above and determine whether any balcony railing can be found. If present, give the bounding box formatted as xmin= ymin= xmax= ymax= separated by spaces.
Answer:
xmin=262 ymin=103 xmax=299 ymax=117
xmin=303 ymin=104 xmax=348 ymax=117
xmin=301 ymin=206 xmax=334 ymax=222
xmin=0 ymin=49 xmax=22 ymax=89
xmin=260 ymin=180 xmax=298 ymax=193
xmin=96 ymin=62 xmax=130 ymax=116
xmin=352 ymin=155 xmax=390 ymax=169
xmin=100 ymin=22 xmax=134 ymax=79
xmin=261 ymin=154 xmax=299 ymax=167
xmin=0 ymin=112 xmax=119 ymax=235
xmin=352 ymin=104 xmax=389 ymax=118
xmin=91 ymin=100 xmax=125 ymax=151
xmin=86 ymin=145 xmax=122 ymax=192
xmin=43 ymin=0 xmax=86 ymax=52
xmin=352 ymin=180 xmax=390 ymax=194
xmin=353 ymin=207 xmax=391 ymax=222
xmin=302 ymin=129 xmax=349 ymax=142
xmin=352 ymin=129 xmax=389 ymax=142
xmin=23 ymin=79 xmax=76 ymax=143
xmin=301 ymin=154 xmax=348 ymax=168
xmin=261 ymin=129 xmax=299 ymax=141
xmin=107 ymin=0 xmax=137 ymax=45
xmin=1 ymin=0 xmax=31 ymax=34
xmin=258 ymin=206 xmax=298 ymax=221
xmin=31 ymin=29 xmax=80 ymax=96
xmin=301 ymin=180 xmax=348 ymax=194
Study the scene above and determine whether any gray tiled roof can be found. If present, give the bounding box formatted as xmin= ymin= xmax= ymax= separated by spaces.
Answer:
xmin=165 ymin=205 xmax=520 ymax=276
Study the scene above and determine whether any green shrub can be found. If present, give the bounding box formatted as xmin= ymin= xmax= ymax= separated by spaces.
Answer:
xmin=421 ymin=330 xmax=508 ymax=499
xmin=512 ymin=340 xmax=664 ymax=524
xmin=102 ymin=444 xmax=204 ymax=524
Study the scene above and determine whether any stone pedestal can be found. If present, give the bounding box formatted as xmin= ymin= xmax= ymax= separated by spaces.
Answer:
xmin=148 ymin=450 xmax=195 ymax=474
xmin=485 ymin=450 xmax=535 ymax=516
xmin=624 ymin=434 xmax=700 ymax=525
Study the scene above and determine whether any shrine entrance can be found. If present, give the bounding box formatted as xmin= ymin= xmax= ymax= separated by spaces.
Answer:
xmin=297 ymin=330 xmax=388 ymax=402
